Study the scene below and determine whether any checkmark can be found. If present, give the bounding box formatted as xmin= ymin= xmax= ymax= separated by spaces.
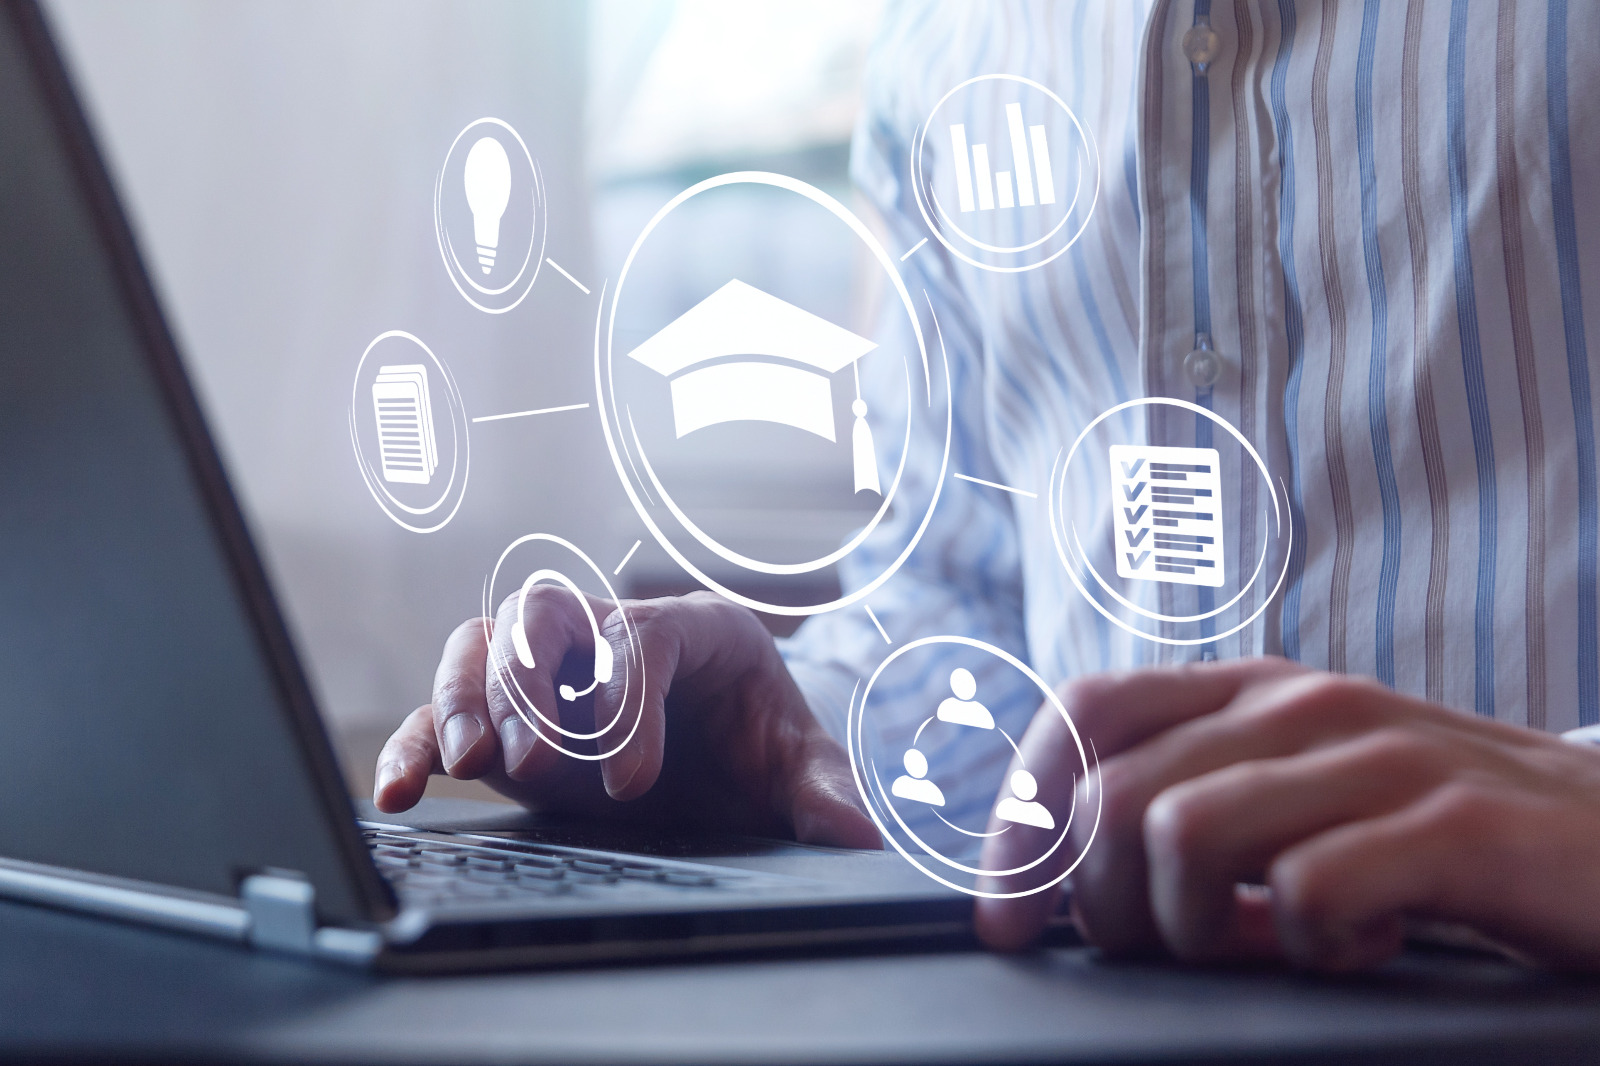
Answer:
xmin=1124 ymin=550 xmax=1152 ymax=569
xmin=1123 ymin=505 xmax=1148 ymax=523
xmin=1120 ymin=458 xmax=1145 ymax=478
xmin=1122 ymin=481 xmax=1146 ymax=501
xmin=1123 ymin=528 xmax=1149 ymax=547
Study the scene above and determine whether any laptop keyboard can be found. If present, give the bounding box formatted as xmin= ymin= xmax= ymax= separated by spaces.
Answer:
xmin=362 ymin=827 xmax=801 ymax=909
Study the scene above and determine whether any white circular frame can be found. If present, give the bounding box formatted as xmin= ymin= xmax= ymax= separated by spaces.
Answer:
xmin=847 ymin=636 xmax=1102 ymax=900
xmin=483 ymin=533 xmax=645 ymax=762
xmin=434 ymin=117 xmax=546 ymax=314
xmin=1048 ymin=397 xmax=1293 ymax=646
xmin=595 ymin=171 xmax=953 ymax=617
xmin=909 ymin=74 xmax=1101 ymax=274
xmin=348 ymin=330 xmax=470 ymax=534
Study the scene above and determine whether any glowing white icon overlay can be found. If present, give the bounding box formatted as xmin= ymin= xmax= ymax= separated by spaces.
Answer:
xmin=596 ymin=171 xmax=952 ymax=616
xmin=1050 ymin=397 xmax=1292 ymax=646
xmin=848 ymin=636 xmax=1101 ymax=900
xmin=935 ymin=667 xmax=994 ymax=729
xmin=918 ymin=670 xmax=1046 ymax=832
xmin=949 ymin=103 xmax=1056 ymax=213
xmin=1110 ymin=444 xmax=1225 ymax=587
xmin=349 ymin=331 xmax=470 ymax=534
xmin=511 ymin=568 xmax=614 ymax=701
xmin=463 ymin=136 xmax=511 ymax=275
xmin=434 ymin=117 xmax=545 ymax=314
xmin=485 ymin=534 xmax=644 ymax=763
xmin=893 ymin=669 xmax=996 ymax=812
xmin=996 ymin=770 xmax=1054 ymax=829
xmin=372 ymin=364 xmax=439 ymax=485
xmin=891 ymin=748 xmax=945 ymax=807
xmin=625 ymin=278 xmax=882 ymax=495
xmin=911 ymin=74 xmax=1099 ymax=274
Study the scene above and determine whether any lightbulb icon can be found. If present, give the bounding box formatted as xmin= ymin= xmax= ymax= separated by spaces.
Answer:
xmin=463 ymin=136 xmax=512 ymax=275
xmin=435 ymin=118 xmax=545 ymax=312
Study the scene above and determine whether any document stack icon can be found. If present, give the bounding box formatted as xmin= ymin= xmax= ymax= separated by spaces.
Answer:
xmin=372 ymin=364 xmax=439 ymax=485
xmin=1110 ymin=445 xmax=1225 ymax=588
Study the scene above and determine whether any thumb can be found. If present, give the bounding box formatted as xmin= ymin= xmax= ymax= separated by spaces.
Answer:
xmin=787 ymin=732 xmax=882 ymax=849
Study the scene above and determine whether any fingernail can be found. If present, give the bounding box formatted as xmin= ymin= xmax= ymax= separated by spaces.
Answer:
xmin=441 ymin=714 xmax=484 ymax=772
xmin=373 ymin=760 xmax=403 ymax=803
xmin=603 ymin=743 xmax=644 ymax=798
xmin=500 ymin=716 xmax=536 ymax=777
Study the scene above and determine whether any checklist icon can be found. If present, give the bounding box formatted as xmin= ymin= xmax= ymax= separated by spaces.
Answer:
xmin=1110 ymin=445 xmax=1225 ymax=588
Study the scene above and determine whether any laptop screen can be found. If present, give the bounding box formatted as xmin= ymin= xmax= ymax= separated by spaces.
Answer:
xmin=0 ymin=3 xmax=388 ymax=922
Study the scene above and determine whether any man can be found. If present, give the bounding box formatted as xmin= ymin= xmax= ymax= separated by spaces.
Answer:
xmin=374 ymin=0 xmax=1600 ymax=971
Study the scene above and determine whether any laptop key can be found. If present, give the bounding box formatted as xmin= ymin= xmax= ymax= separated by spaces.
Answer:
xmin=417 ymin=852 xmax=467 ymax=868
xmin=512 ymin=854 xmax=563 ymax=869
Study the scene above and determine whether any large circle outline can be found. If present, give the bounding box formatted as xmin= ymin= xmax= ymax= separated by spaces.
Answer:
xmin=909 ymin=73 xmax=1101 ymax=274
xmin=482 ymin=533 xmax=646 ymax=761
xmin=613 ymin=172 xmax=916 ymax=574
xmin=595 ymin=171 xmax=954 ymax=616
xmin=1048 ymin=396 xmax=1294 ymax=645
xmin=348 ymin=330 xmax=470 ymax=534
xmin=433 ymin=117 xmax=546 ymax=314
xmin=847 ymin=636 xmax=1103 ymax=899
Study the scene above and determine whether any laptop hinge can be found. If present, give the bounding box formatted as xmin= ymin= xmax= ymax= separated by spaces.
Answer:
xmin=241 ymin=871 xmax=317 ymax=954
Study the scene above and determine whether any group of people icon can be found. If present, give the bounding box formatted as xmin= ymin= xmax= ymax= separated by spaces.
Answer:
xmin=889 ymin=669 xmax=1055 ymax=830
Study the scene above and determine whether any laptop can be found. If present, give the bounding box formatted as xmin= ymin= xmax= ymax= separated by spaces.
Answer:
xmin=0 ymin=0 xmax=973 ymax=972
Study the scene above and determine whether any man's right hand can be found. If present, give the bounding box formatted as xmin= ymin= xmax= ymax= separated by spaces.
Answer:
xmin=370 ymin=588 xmax=880 ymax=849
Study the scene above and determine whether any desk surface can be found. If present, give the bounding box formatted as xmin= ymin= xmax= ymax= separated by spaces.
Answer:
xmin=6 ymin=802 xmax=1600 ymax=1066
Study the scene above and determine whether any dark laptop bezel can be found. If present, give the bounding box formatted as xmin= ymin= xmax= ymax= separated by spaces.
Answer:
xmin=6 ymin=0 xmax=397 ymax=925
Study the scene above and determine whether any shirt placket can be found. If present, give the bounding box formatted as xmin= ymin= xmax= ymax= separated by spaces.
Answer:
xmin=1136 ymin=0 xmax=1261 ymax=662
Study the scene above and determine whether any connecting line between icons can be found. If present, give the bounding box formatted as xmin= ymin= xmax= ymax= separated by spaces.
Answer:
xmin=863 ymin=604 xmax=892 ymax=645
xmin=471 ymin=403 xmax=590 ymax=424
xmin=953 ymin=472 xmax=1038 ymax=499
xmin=613 ymin=539 xmax=642 ymax=577
xmin=545 ymin=257 xmax=591 ymax=295
xmin=899 ymin=237 xmax=929 ymax=262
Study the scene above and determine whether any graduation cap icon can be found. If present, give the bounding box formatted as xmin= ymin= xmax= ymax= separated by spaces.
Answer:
xmin=626 ymin=279 xmax=882 ymax=495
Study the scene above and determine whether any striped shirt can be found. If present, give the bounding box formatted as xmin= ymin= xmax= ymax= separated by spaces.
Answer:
xmin=783 ymin=0 xmax=1600 ymax=826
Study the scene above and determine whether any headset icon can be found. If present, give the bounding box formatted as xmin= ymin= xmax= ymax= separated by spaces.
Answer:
xmin=511 ymin=569 xmax=614 ymax=701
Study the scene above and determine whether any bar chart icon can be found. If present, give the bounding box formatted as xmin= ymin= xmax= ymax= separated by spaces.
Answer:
xmin=949 ymin=103 xmax=1056 ymax=214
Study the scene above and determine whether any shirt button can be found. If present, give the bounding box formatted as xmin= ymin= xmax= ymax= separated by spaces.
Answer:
xmin=1184 ymin=334 xmax=1223 ymax=388
xmin=1183 ymin=22 xmax=1221 ymax=72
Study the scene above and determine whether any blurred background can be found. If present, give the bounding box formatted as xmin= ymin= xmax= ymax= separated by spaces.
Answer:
xmin=47 ymin=0 xmax=886 ymax=800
